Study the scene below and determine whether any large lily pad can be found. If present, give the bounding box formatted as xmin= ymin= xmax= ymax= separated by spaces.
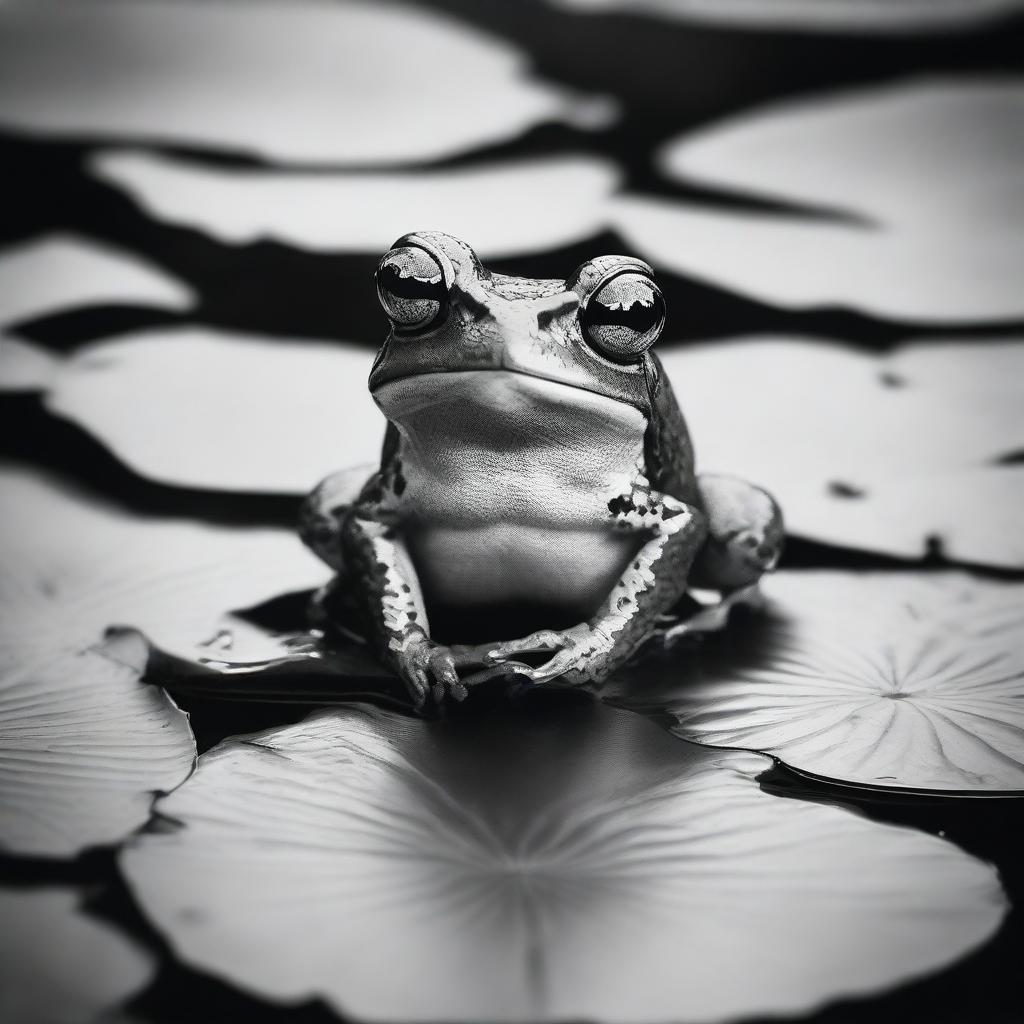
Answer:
xmin=0 ymin=886 xmax=154 ymax=1023
xmin=0 ymin=234 xmax=192 ymax=391
xmin=0 ymin=1 xmax=609 ymax=164
xmin=0 ymin=234 xmax=193 ymax=328
xmin=0 ymin=634 xmax=195 ymax=858
xmin=660 ymin=337 xmax=1024 ymax=566
xmin=623 ymin=571 xmax=1024 ymax=793
xmin=121 ymin=699 xmax=1005 ymax=1023
xmin=0 ymin=337 xmax=59 ymax=391
xmin=0 ymin=465 xmax=327 ymax=663
xmin=611 ymin=79 xmax=1024 ymax=323
xmin=0 ymin=464 xmax=328 ymax=855
xmin=91 ymin=151 xmax=619 ymax=259
xmin=43 ymin=328 xmax=380 ymax=494
xmin=546 ymin=0 xmax=1024 ymax=32
xmin=790 ymin=466 xmax=1024 ymax=568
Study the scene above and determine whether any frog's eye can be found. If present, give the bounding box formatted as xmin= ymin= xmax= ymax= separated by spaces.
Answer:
xmin=582 ymin=272 xmax=665 ymax=361
xmin=376 ymin=246 xmax=448 ymax=331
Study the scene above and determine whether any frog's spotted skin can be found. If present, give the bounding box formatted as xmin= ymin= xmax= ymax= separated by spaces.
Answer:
xmin=301 ymin=232 xmax=782 ymax=703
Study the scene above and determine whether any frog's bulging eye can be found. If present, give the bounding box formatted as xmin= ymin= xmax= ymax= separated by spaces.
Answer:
xmin=582 ymin=272 xmax=665 ymax=361
xmin=376 ymin=247 xmax=448 ymax=331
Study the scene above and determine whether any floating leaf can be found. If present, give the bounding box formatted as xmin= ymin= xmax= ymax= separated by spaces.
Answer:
xmin=659 ymin=337 xmax=1024 ymax=565
xmin=0 ymin=1 xmax=610 ymax=165
xmin=547 ymin=0 xmax=1024 ymax=32
xmin=0 ymin=886 xmax=154 ymax=1022
xmin=0 ymin=234 xmax=193 ymax=328
xmin=791 ymin=466 xmax=1024 ymax=567
xmin=0 ymin=465 xmax=326 ymax=665
xmin=888 ymin=338 xmax=1024 ymax=402
xmin=0 ymin=464 xmax=323 ymax=855
xmin=44 ymin=328 xmax=380 ymax=494
xmin=0 ymin=633 xmax=195 ymax=857
xmin=0 ymin=336 xmax=59 ymax=391
xmin=122 ymin=699 xmax=1005 ymax=1022
xmin=91 ymin=151 xmax=620 ymax=258
xmin=625 ymin=571 xmax=1024 ymax=793
xmin=611 ymin=79 xmax=1024 ymax=322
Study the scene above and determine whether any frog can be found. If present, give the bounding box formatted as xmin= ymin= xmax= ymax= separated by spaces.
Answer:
xmin=300 ymin=232 xmax=783 ymax=707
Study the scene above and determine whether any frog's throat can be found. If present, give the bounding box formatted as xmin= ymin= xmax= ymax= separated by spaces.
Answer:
xmin=373 ymin=366 xmax=651 ymax=422
xmin=372 ymin=369 xmax=648 ymax=456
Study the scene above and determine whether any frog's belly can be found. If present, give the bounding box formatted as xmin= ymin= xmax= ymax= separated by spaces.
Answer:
xmin=409 ymin=523 xmax=641 ymax=614
xmin=380 ymin=369 xmax=651 ymax=617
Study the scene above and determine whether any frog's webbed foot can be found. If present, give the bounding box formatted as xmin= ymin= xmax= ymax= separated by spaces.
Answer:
xmin=692 ymin=474 xmax=784 ymax=591
xmin=483 ymin=625 xmax=614 ymax=688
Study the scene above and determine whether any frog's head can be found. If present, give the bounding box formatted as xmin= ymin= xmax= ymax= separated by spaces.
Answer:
xmin=368 ymin=232 xmax=665 ymax=421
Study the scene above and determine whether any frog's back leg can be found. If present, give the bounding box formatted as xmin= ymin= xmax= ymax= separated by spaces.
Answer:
xmin=298 ymin=464 xmax=374 ymax=572
xmin=642 ymin=357 xmax=782 ymax=591
xmin=691 ymin=474 xmax=784 ymax=591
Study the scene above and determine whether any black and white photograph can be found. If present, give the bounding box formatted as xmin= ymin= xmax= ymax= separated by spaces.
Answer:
xmin=0 ymin=2 xmax=1022 ymax=1022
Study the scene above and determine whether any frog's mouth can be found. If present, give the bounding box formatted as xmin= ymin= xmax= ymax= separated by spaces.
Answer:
xmin=368 ymin=303 xmax=654 ymax=415
xmin=373 ymin=369 xmax=647 ymax=449
xmin=372 ymin=356 xmax=651 ymax=422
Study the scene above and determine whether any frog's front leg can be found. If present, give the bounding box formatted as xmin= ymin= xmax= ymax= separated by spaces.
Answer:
xmin=343 ymin=510 xmax=497 ymax=707
xmin=302 ymin=453 xmax=488 ymax=706
xmin=486 ymin=491 xmax=707 ymax=689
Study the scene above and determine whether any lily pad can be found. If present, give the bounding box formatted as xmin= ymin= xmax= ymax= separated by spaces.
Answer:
xmin=0 ymin=886 xmax=154 ymax=1023
xmin=0 ymin=465 xmax=325 ymax=665
xmin=626 ymin=571 xmax=1024 ymax=793
xmin=0 ymin=336 xmax=59 ymax=391
xmin=611 ymin=79 xmax=1024 ymax=323
xmin=121 ymin=699 xmax=1005 ymax=1023
xmin=0 ymin=633 xmax=195 ymax=858
xmin=0 ymin=1 xmax=610 ymax=165
xmin=791 ymin=466 xmax=1024 ymax=568
xmin=659 ymin=336 xmax=1024 ymax=566
xmin=0 ymin=464 xmax=325 ymax=855
xmin=0 ymin=234 xmax=193 ymax=329
xmin=546 ymin=0 xmax=1024 ymax=32
xmin=91 ymin=151 xmax=620 ymax=259
xmin=43 ymin=328 xmax=381 ymax=494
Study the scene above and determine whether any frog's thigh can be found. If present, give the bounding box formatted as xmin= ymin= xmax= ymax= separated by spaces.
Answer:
xmin=692 ymin=474 xmax=784 ymax=591
xmin=299 ymin=467 xmax=371 ymax=572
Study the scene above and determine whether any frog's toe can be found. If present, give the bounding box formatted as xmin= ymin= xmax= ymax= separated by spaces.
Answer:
xmin=426 ymin=649 xmax=470 ymax=703
xmin=486 ymin=630 xmax=565 ymax=663
xmin=404 ymin=670 xmax=428 ymax=708
xmin=426 ymin=648 xmax=459 ymax=685
xmin=528 ymin=651 xmax=578 ymax=684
